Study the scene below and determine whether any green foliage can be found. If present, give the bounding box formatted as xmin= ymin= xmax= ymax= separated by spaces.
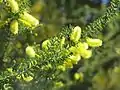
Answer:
xmin=83 ymin=0 xmax=120 ymax=38
xmin=0 ymin=0 xmax=120 ymax=90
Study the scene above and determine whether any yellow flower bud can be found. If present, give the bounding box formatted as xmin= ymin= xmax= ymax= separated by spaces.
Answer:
xmin=70 ymin=26 xmax=81 ymax=43
xmin=77 ymin=42 xmax=89 ymax=50
xmin=7 ymin=0 xmax=19 ymax=13
xmin=69 ymin=46 xmax=77 ymax=54
xmin=70 ymin=43 xmax=89 ymax=55
xmin=74 ymin=72 xmax=84 ymax=81
xmin=69 ymin=46 xmax=81 ymax=55
xmin=20 ymin=12 xmax=39 ymax=28
xmin=10 ymin=20 xmax=18 ymax=35
xmin=64 ymin=59 xmax=73 ymax=68
xmin=69 ymin=54 xmax=81 ymax=64
xmin=86 ymin=37 xmax=102 ymax=47
xmin=79 ymin=48 xmax=92 ymax=59
xmin=74 ymin=73 xmax=80 ymax=80
xmin=19 ymin=19 xmax=31 ymax=27
xmin=22 ymin=74 xmax=33 ymax=82
xmin=42 ymin=40 xmax=51 ymax=50
xmin=26 ymin=46 xmax=36 ymax=57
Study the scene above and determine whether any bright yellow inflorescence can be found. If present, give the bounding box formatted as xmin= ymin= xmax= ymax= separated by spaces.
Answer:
xmin=74 ymin=72 xmax=84 ymax=81
xmin=10 ymin=20 xmax=18 ymax=35
xmin=25 ymin=46 xmax=36 ymax=57
xmin=70 ymin=26 xmax=81 ymax=43
xmin=7 ymin=0 xmax=19 ymax=13
xmin=6 ymin=0 xmax=40 ymax=34
xmin=86 ymin=37 xmax=102 ymax=47
xmin=58 ymin=26 xmax=102 ymax=70
xmin=19 ymin=12 xmax=39 ymax=28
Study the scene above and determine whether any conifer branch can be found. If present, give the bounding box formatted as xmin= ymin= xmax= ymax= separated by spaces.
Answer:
xmin=82 ymin=0 xmax=120 ymax=38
